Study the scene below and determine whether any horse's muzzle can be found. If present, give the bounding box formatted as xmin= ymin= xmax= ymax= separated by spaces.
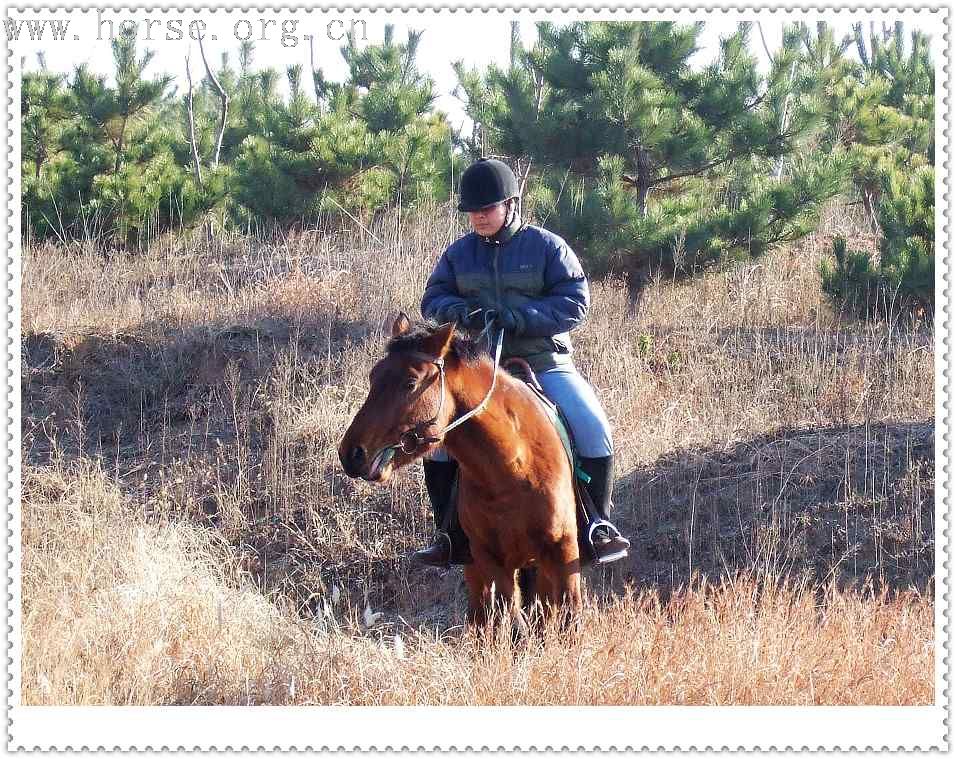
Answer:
xmin=339 ymin=443 xmax=367 ymax=478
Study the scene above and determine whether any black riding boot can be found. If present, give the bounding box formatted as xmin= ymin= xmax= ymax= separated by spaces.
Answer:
xmin=578 ymin=455 xmax=631 ymax=564
xmin=411 ymin=459 xmax=472 ymax=567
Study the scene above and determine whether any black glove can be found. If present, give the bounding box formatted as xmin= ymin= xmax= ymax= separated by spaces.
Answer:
xmin=441 ymin=303 xmax=485 ymax=330
xmin=462 ymin=308 xmax=488 ymax=330
xmin=440 ymin=303 xmax=469 ymax=325
xmin=493 ymin=307 xmax=524 ymax=335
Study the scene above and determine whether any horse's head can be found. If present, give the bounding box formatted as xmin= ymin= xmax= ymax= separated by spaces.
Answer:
xmin=338 ymin=313 xmax=471 ymax=483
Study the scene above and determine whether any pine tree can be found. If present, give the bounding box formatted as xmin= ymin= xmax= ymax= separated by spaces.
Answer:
xmin=809 ymin=21 xmax=933 ymax=226
xmin=452 ymin=20 xmax=545 ymax=192
xmin=230 ymin=25 xmax=453 ymax=227
xmin=100 ymin=30 xmax=175 ymax=176
xmin=26 ymin=29 xmax=198 ymax=247
xmin=817 ymin=21 xmax=935 ymax=318
xmin=21 ymin=61 xmax=75 ymax=244
xmin=456 ymin=21 xmax=844 ymax=296
xmin=21 ymin=63 xmax=70 ymax=181
xmin=821 ymin=163 xmax=933 ymax=317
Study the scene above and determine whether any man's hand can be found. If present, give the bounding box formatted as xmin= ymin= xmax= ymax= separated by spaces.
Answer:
xmin=440 ymin=303 xmax=469 ymax=325
xmin=493 ymin=307 xmax=524 ymax=335
xmin=462 ymin=307 xmax=487 ymax=330
xmin=441 ymin=303 xmax=486 ymax=330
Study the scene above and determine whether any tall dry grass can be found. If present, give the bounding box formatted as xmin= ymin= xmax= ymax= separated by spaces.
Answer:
xmin=19 ymin=200 xmax=935 ymax=704
xmin=21 ymin=460 xmax=932 ymax=705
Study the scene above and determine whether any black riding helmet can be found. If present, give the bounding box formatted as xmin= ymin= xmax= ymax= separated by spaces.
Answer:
xmin=458 ymin=158 xmax=520 ymax=212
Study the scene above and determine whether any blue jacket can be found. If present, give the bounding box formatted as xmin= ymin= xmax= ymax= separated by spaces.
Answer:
xmin=421 ymin=224 xmax=589 ymax=372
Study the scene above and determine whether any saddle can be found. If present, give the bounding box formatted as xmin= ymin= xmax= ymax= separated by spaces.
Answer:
xmin=501 ymin=358 xmax=606 ymax=566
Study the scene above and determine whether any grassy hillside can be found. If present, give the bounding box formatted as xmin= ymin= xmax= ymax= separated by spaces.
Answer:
xmin=20 ymin=201 xmax=935 ymax=704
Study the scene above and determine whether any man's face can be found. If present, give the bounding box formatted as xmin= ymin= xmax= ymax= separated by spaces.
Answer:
xmin=467 ymin=202 xmax=508 ymax=237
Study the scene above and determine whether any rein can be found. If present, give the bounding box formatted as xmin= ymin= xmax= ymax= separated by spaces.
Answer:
xmin=369 ymin=318 xmax=504 ymax=473
xmin=439 ymin=319 xmax=504 ymax=435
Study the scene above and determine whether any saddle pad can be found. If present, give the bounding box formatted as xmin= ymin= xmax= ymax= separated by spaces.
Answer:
xmin=511 ymin=370 xmax=582 ymax=478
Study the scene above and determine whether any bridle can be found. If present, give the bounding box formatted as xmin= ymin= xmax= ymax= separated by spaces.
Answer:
xmin=366 ymin=315 xmax=505 ymax=476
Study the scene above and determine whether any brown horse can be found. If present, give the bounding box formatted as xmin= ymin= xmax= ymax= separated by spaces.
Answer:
xmin=338 ymin=313 xmax=582 ymax=628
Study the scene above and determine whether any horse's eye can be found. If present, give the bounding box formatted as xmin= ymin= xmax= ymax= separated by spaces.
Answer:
xmin=405 ymin=379 xmax=417 ymax=391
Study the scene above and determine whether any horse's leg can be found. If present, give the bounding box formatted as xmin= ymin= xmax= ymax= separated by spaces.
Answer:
xmin=496 ymin=568 xmax=530 ymax=645
xmin=482 ymin=562 xmax=528 ymax=642
xmin=539 ymin=539 xmax=583 ymax=632
xmin=463 ymin=564 xmax=492 ymax=629
xmin=518 ymin=567 xmax=538 ymax=625
xmin=466 ymin=549 xmax=527 ymax=643
xmin=522 ymin=567 xmax=561 ymax=637
xmin=560 ymin=567 xmax=583 ymax=634
xmin=534 ymin=564 xmax=560 ymax=616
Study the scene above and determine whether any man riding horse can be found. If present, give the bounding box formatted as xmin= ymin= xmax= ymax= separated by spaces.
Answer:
xmin=414 ymin=157 xmax=631 ymax=567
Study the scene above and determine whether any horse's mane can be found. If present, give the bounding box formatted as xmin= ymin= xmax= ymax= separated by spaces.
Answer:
xmin=386 ymin=319 xmax=484 ymax=365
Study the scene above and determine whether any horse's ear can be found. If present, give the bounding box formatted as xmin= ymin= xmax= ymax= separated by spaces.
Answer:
xmin=423 ymin=321 xmax=456 ymax=359
xmin=391 ymin=312 xmax=411 ymax=337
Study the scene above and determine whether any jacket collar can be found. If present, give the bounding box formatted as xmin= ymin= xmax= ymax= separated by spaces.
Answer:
xmin=478 ymin=205 xmax=523 ymax=246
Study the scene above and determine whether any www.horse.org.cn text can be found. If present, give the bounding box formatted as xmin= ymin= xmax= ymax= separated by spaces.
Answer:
xmin=4 ymin=13 xmax=369 ymax=46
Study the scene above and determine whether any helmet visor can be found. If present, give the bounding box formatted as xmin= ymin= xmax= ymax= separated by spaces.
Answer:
xmin=458 ymin=198 xmax=512 ymax=213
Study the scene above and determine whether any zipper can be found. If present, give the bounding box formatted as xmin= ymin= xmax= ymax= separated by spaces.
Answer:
xmin=491 ymin=243 xmax=502 ymax=312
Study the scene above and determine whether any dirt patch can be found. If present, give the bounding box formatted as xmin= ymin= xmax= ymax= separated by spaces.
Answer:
xmin=616 ymin=421 xmax=934 ymax=592
xmin=21 ymin=312 xmax=375 ymax=461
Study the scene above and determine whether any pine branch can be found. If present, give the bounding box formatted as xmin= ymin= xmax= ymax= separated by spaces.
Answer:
xmin=652 ymin=151 xmax=738 ymax=186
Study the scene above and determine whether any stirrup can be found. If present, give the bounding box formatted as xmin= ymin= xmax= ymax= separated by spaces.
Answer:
xmin=587 ymin=520 xmax=630 ymax=565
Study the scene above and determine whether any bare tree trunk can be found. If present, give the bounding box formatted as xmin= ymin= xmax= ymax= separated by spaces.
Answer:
xmin=518 ymin=157 xmax=534 ymax=198
xmin=185 ymin=54 xmax=203 ymax=189
xmin=755 ymin=20 xmax=774 ymax=60
xmin=634 ymin=146 xmax=652 ymax=217
xmin=515 ymin=156 xmax=533 ymax=221
xmin=197 ymin=32 xmax=228 ymax=167
xmin=773 ymin=59 xmax=797 ymax=180
xmin=113 ymin=115 xmax=128 ymax=175
xmin=637 ymin=183 xmax=650 ymax=215
xmin=309 ymin=36 xmax=323 ymax=107
xmin=861 ymin=186 xmax=881 ymax=234
xmin=757 ymin=22 xmax=795 ymax=181
xmin=516 ymin=70 xmax=545 ymax=208
xmin=510 ymin=21 xmax=522 ymax=68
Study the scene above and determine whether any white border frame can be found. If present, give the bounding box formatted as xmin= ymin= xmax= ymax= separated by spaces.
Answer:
xmin=4 ymin=5 xmax=949 ymax=750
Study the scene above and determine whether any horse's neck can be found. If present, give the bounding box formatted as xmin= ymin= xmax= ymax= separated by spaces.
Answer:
xmin=443 ymin=360 xmax=538 ymax=485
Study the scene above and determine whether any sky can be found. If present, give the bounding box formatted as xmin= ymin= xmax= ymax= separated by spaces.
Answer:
xmin=12 ymin=11 xmax=942 ymax=130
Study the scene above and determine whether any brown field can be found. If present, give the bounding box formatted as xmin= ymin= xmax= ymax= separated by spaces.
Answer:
xmin=20 ymin=201 xmax=935 ymax=705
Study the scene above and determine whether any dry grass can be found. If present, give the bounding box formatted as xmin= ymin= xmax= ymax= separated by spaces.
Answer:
xmin=21 ymin=461 xmax=932 ymax=706
xmin=19 ymin=200 xmax=935 ymax=704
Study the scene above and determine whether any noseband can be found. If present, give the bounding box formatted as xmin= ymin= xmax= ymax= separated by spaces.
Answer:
xmin=371 ymin=323 xmax=505 ymax=470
